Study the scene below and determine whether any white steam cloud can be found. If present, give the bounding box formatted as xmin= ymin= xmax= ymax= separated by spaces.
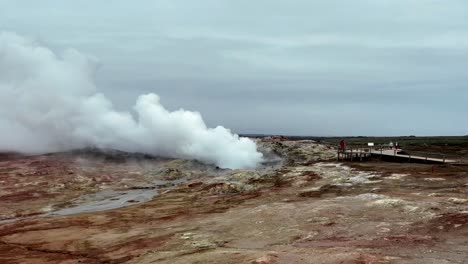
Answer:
xmin=0 ymin=32 xmax=263 ymax=169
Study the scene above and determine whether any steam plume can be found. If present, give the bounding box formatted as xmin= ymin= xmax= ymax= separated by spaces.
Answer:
xmin=0 ymin=32 xmax=263 ymax=169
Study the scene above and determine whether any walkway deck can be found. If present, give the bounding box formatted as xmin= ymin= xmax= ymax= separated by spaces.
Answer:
xmin=338 ymin=148 xmax=457 ymax=164
xmin=371 ymin=149 xmax=456 ymax=164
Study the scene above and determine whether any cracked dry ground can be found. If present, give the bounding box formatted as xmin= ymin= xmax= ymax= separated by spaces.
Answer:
xmin=0 ymin=149 xmax=467 ymax=263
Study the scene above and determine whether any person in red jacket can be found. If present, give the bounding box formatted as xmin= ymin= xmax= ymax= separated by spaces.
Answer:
xmin=339 ymin=140 xmax=346 ymax=151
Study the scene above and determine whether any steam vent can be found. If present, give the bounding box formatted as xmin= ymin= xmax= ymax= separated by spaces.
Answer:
xmin=1 ymin=2 xmax=468 ymax=263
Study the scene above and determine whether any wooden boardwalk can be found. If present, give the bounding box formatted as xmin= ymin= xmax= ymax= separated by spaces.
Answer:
xmin=337 ymin=147 xmax=458 ymax=164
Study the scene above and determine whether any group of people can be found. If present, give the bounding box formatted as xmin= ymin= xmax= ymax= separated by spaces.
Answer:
xmin=388 ymin=141 xmax=400 ymax=150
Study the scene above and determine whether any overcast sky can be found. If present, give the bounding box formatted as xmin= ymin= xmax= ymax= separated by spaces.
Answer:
xmin=1 ymin=0 xmax=467 ymax=136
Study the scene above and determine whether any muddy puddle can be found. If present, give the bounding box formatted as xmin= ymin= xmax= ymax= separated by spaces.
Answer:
xmin=0 ymin=178 xmax=189 ymax=224
xmin=48 ymin=178 xmax=191 ymax=216
xmin=47 ymin=189 xmax=157 ymax=216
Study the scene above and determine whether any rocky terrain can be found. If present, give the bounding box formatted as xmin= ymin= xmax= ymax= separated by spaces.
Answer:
xmin=0 ymin=140 xmax=466 ymax=263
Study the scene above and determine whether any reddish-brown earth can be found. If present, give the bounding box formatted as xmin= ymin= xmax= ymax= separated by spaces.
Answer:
xmin=0 ymin=141 xmax=466 ymax=263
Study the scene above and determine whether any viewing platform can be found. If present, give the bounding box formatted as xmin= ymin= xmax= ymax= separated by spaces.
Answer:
xmin=337 ymin=146 xmax=459 ymax=164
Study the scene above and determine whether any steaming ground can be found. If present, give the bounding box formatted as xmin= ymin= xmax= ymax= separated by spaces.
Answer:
xmin=1 ymin=139 xmax=466 ymax=263
xmin=0 ymin=32 xmax=262 ymax=169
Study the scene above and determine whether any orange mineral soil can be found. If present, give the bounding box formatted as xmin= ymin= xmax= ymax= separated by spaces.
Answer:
xmin=0 ymin=141 xmax=466 ymax=264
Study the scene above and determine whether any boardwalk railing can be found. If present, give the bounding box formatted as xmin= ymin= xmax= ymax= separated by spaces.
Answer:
xmin=337 ymin=145 xmax=373 ymax=162
xmin=336 ymin=144 xmax=463 ymax=164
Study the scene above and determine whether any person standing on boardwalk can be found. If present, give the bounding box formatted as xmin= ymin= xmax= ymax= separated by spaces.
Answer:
xmin=339 ymin=140 xmax=346 ymax=152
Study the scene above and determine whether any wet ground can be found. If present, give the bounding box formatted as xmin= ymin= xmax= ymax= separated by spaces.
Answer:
xmin=0 ymin=141 xmax=466 ymax=263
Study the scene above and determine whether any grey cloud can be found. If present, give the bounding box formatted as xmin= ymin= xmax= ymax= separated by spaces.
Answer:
xmin=0 ymin=0 xmax=467 ymax=136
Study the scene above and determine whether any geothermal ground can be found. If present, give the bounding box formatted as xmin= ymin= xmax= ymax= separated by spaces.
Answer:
xmin=0 ymin=140 xmax=467 ymax=264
